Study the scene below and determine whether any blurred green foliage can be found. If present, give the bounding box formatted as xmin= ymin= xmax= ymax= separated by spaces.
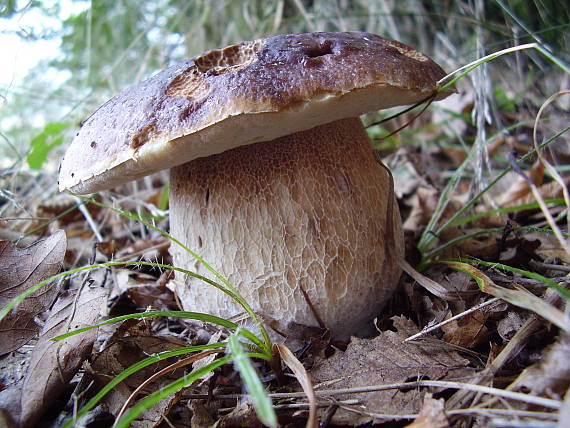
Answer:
xmin=26 ymin=122 xmax=70 ymax=169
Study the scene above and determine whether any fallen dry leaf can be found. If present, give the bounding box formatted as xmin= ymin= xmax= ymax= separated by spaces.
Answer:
xmin=214 ymin=401 xmax=263 ymax=428
xmin=497 ymin=310 xmax=525 ymax=341
xmin=508 ymin=332 xmax=570 ymax=401
xmin=276 ymin=344 xmax=317 ymax=428
xmin=310 ymin=316 xmax=469 ymax=425
xmin=405 ymin=393 xmax=449 ymax=428
xmin=112 ymin=269 xmax=176 ymax=311
xmin=495 ymin=161 xmax=545 ymax=208
xmin=400 ymin=260 xmax=467 ymax=301
xmin=0 ymin=230 xmax=66 ymax=355
xmin=403 ymin=186 xmax=440 ymax=233
xmin=441 ymin=309 xmax=489 ymax=349
xmin=19 ymin=283 xmax=107 ymax=427
xmin=526 ymin=230 xmax=570 ymax=265
xmin=0 ymin=386 xmax=21 ymax=427
xmin=189 ymin=400 xmax=216 ymax=428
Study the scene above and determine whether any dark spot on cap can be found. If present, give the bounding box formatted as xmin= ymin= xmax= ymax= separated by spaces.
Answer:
xmin=131 ymin=124 xmax=156 ymax=150
xmin=71 ymin=172 xmax=75 ymax=178
xmin=304 ymin=40 xmax=333 ymax=58
xmin=90 ymin=141 xmax=96 ymax=148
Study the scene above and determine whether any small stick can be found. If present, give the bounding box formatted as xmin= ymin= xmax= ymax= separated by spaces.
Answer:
xmin=404 ymin=298 xmax=500 ymax=342
xmin=186 ymin=379 xmax=561 ymax=409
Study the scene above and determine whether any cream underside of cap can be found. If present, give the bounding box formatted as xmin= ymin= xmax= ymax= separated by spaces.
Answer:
xmin=63 ymin=84 xmax=429 ymax=194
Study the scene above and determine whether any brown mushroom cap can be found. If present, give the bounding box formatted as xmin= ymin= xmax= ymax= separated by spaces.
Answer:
xmin=59 ymin=31 xmax=452 ymax=194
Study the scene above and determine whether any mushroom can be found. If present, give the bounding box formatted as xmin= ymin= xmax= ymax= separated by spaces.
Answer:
xmin=59 ymin=32 xmax=454 ymax=341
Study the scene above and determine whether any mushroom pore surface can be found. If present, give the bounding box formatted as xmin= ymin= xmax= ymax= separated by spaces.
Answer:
xmin=170 ymin=118 xmax=404 ymax=341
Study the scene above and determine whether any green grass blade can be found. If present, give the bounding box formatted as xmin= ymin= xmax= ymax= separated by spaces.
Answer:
xmin=518 ymin=226 xmax=570 ymax=238
xmin=424 ymin=227 xmax=503 ymax=260
xmin=423 ymin=199 xmax=567 ymax=260
xmin=446 ymin=258 xmax=570 ymax=300
xmin=418 ymin=124 xmax=570 ymax=259
xmin=229 ymin=332 xmax=278 ymax=428
xmin=437 ymin=43 xmax=538 ymax=92
xmin=60 ymin=343 xmax=226 ymax=428
xmin=451 ymin=198 xmax=565 ymax=228
xmin=51 ymin=310 xmax=264 ymax=352
xmin=113 ymin=355 xmax=232 ymax=428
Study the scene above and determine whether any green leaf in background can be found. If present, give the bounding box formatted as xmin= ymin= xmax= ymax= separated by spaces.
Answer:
xmin=27 ymin=122 xmax=70 ymax=170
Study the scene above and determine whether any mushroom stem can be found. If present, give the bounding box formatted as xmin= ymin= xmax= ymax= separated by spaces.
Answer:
xmin=170 ymin=118 xmax=403 ymax=341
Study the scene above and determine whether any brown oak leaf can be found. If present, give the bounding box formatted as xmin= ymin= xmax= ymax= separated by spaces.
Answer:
xmin=0 ymin=230 xmax=66 ymax=355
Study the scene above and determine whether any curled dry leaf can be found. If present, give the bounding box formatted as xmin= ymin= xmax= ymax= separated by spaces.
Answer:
xmin=441 ymin=309 xmax=490 ymax=349
xmin=497 ymin=310 xmax=525 ymax=341
xmin=19 ymin=282 xmax=107 ymax=427
xmin=112 ymin=269 xmax=176 ymax=311
xmin=403 ymin=186 xmax=440 ymax=233
xmin=0 ymin=230 xmax=66 ymax=355
xmin=400 ymin=260 xmax=465 ymax=301
xmin=310 ymin=316 xmax=469 ymax=426
xmin=276 ymin=344 xmax=317 ymax=428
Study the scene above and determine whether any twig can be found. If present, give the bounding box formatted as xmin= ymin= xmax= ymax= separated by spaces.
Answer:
xmin=334 ymin=404 xmax=558 ymax=422
xmin=187 ymin=380 xmax=561 ymax=409
xmin=404 ymin=298 xmax=500 ymax=342
xmin=532 ymin=261 xmax=570 ymax=273
xmin=259 ymin=399 xmax=359 ymax=410
xmin=447 ymin=407 xmax=557 ymax=419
